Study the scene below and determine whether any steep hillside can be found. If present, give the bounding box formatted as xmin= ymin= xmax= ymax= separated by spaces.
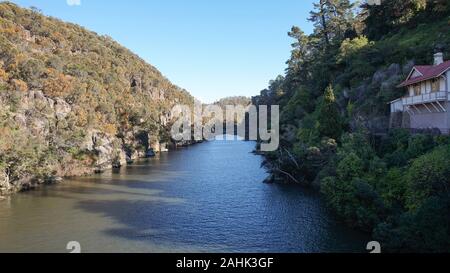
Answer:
xmin=0 ymin=2 xmax=194 ymax=195
xmin=253 ymin=1 xmax=450 ymax=252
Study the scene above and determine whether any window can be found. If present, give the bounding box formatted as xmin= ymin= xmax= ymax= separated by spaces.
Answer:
xmin=431 ymin=78 xmax=440 ymax=92
xmin=414 ymin=84 xmax=421 ymax=96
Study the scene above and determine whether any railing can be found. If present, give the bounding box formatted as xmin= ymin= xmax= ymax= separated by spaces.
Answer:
xmin=402 ymin=91 xmax=448 ymax=105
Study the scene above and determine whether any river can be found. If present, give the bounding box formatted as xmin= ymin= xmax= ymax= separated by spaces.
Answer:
xmin=0 ymin=137 xmax=368 ymax=253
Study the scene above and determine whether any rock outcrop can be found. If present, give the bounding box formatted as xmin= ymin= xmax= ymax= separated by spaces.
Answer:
xmin=0 ymin=3 xmax=195 ymax=196
xmin=0 ymin=86 xmax=184 ymax=195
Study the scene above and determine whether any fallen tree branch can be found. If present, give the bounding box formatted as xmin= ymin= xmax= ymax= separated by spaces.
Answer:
xmin=283 ymin=147 xmax=300 ymax=169
xmin=274 ymin=168 xmax=303 ymax=185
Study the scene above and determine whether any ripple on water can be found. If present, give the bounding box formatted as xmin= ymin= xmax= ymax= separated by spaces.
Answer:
xmin=0 ymin=139 xmax=369 ymax=253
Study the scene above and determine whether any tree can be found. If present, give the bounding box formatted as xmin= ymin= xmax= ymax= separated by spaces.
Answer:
xmin=375 ymin=196 xmax=450 ymax=253
xmin=363 ymin=0 xmax=428 ymax=40
xmin=286 ymin=26 xmax=313 ymax=82
xmin=337 ymin=36 xmax=371 ymax=64
xmin=405 ymin=145 xmax=450 ymax=210
xmin=18 ymin=58 xmax=46 ymax=88
xmin=0 ymin=124 xmax=55 ymax=194
xmin=309 ymin=0 xmax=354 ymax=48
xmin=317 ymin=85 xmax=342 ymax=140
xmin=428 ymin=0 xmax=450 ymax=14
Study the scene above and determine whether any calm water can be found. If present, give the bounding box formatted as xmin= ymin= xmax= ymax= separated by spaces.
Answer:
xmin=0 ymin=138 xmax=368 ymax=253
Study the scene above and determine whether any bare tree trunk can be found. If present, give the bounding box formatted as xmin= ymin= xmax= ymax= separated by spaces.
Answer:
xmin=0 ymin=169 xmax=11 ymax=192
xmin=283 ymin=147 xmax=300 ymax=169
xmin=274 ymin=168 xmax=309 ymax=187
xmin=320 ymin=0 xmax=330 ymax=47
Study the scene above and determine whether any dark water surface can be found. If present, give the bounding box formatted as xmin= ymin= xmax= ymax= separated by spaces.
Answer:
xmin=0 ymin=138 xmax=369 ymax=253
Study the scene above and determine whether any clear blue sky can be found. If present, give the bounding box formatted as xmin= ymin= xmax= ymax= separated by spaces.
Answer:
xmin=9 ymin=0 xmax=317 ymax=103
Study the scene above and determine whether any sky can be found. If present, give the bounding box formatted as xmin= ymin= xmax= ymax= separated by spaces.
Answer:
xmin=9 ymin=0 xmax=317 ymax=103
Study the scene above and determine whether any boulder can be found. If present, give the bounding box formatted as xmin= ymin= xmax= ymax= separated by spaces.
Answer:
xmin=371 ymin=64 xmax=401 ymax=86
xmin=402 ymin=60 xmax=415 ymax=75
xmin=372 ymin=69 xmax=386 ymax=85
xmin=84 ymin=130 xmax=120 ymax=171
xmin=32 ymin=90 xmax=46 ymax=101
xmin=386 ymin=63 xmax=401 ymax=77
xmin=30 ymin=118 xmax=48 ymax=136
xmin=150 ymin=138 xmax=161 ymax=153
xmin=160 ymin=143 xmax=169 ymax=152
xmin=54 ymin=98 xmax=71 ymax=120
xmin=14 ymin=113 xmax=27 ymax=127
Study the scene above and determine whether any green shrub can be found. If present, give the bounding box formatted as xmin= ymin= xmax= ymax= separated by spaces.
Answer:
xmin=375 ymin=196 xmax=450 ymax=253
xmin=405 ymin=145 xmax=450 ymax=210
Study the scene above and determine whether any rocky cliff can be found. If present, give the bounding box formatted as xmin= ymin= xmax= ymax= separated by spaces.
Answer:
xmin=0 ymin=3 xmax=194 ymax=195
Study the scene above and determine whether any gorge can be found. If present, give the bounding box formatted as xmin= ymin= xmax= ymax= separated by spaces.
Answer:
xmin=1 ymin=1 xmax=450 ymax=253
xmin=0 ymin=3 xmax=369 ymax=253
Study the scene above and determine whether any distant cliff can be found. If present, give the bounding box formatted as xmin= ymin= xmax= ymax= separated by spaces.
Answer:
xmin=0 ymin=3 xmax=194 ymax=195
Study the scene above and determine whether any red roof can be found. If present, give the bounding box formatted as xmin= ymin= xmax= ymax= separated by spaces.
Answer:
xmin=398 ymin=60 xmax=450 ymax=87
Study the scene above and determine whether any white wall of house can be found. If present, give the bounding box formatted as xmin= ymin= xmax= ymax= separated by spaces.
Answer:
xmin=405 ymin=77 xmax=447 ymax=97
xmin=409 ymin=103 xmax=449 ymax=133
xmin=440 ymin=76 xmax=446 ymax=91
xmin=447 ymin=70 xmax=450 ymax=92
xmin=391 ymin=99 xmax=403 ymax=112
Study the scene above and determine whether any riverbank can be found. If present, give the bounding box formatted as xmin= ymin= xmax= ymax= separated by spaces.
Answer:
xmin=0 ymin=139 xmax=206 ymax=198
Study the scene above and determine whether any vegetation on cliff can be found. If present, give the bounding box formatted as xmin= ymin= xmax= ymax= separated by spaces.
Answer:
xmin=213 ymin=96 xmax=251 ymax=108
xmin=0 ymin=2 xmax=193 ymax=194
xmin=254 ymin=0 xmax=450 ymax=252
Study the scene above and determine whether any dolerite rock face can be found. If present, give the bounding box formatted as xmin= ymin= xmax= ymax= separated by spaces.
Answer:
xmin=54 ymin=98 xmax=71 ymax=120
xmin=0 ymin=84 xmax=187 ymax=195
xmin=0 ymin=86 xmax=179 ymax=195
xmin=84 ymin=130 xmax=127 ymax=172
xmin=0 ymin=3 xmax=195 ymax=196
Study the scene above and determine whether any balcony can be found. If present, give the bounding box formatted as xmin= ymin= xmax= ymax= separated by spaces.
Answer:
xmin=402 ymin=91 xmax=448 ymax=106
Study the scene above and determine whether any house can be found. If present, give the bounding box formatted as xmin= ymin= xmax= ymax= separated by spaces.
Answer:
xmin=390 ymin=53 xmax=450 ymax=134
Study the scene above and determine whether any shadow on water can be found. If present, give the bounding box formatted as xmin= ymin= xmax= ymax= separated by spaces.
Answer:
xmin=0 ymin=139 xmax=370 ymax=253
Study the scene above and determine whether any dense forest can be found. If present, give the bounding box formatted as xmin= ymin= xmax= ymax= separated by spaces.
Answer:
xmin=0 ymin=2 xmax=194 ymax=195
xmin=253 ymin=0 xmax=450 ymax=252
